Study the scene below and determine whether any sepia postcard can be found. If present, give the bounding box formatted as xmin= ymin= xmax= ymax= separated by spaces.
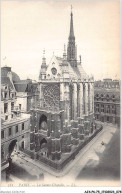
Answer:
xmin=0 ymin=0 xmax=121 ymax=193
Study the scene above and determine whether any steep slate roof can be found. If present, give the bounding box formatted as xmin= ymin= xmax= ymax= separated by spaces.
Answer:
xmin=55 ymin=56 xmax=88 ymax=79
xmin=12 ymin=72 xmax=20 ymax=83
xmin=94 ymin=88 xmax=120 ymax=99
xmin=14 ymin=79 xmax=32 ymax=92
xmin=1 ymin=76 xmax=14 ymax=90
xmin=14 ymin=83 xmax=28 ymax=92
xmin=1 ymin=67 xmax=20 ymax=83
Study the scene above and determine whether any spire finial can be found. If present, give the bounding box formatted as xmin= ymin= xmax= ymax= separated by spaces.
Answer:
xmin=63 ymin=44 xmax=66 ymax=59
xmin=79 ymin=55 xmax=81 ymax=64
xmin=64 ymin=44 xmax=66 ymax=52
xmin=42 ymin=49 xmax=46 ymax=66
xmin=71 ymin=5 xmax=72 ymax=12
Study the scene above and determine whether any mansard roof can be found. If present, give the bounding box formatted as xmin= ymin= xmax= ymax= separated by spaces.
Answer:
xmin=1 ymin=67 xmax=20 ymax=83
xmin=94 ymin=88 xmax=120 ymax=99
xmin=14 ymin=80 xmax=32 ymax=92
xmin=1 ymin=76 xmax=14 ymax=90
xmin=14 ymin=82 xmax=28 ymax=92
xmin=14 ymin=79 xmax=38 ymax=93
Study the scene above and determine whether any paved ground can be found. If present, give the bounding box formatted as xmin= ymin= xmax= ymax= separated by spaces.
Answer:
xmin=76 ymin=125 xmax=120 ymax=181
xmin=9 ymin=153 xmax=44 ymax=181
xmin=7 ymin=123 xmax=120 ymax=186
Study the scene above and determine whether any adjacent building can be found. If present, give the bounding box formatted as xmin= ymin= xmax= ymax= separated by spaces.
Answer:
xmin=14 ymin=79 xmax=39 ymax=113
xmin=1 ymin=66 xmax=30 ymax=180
xmin=94 ymin=78 xmax=120 ymax=125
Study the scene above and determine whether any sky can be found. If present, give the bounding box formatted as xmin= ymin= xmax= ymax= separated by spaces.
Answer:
xmin=1 ymin=1 xmax=120 ymax=81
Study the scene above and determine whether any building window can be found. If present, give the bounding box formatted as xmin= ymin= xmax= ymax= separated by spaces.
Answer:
xmin=107 ymin=116 xmax=109 ymax=122
xmin=112 ymin=95 xmax=115 ymax=102
xmin=96 ymin=104 xmax=99 ymax=112
xmin=19 ymin=104 xmax=21 ymax=110
xmin=11 ymin=102 xmax=14 ymax=110
xmin=4 ymin=103 xmax=8 ymax=113
xmin=101 ymin=104 xmax=104 ymax=112
xmin=16 ymin=125 xmax=18 ymax=133
xmin=112 ymin=105 xmax=116 ymax=114
xmin=22 ymin=123 xmax=24 ymax=130
xmin=22 ymin=135 xmax=24 ymax=138
xmin=106 ymin=105 xmax=110 ymax=114
xmin=101 ymin=94 xmax=104 ymax=101
xmin=9 ymin=128 xmax=12 ymax=136
xmin=1 ymin=131 xmax=4 ymax=139
xmin=5 ymin=92 xmax=7 ymax=98
xmin=11 ymin=114 xmax=13 ymax=118
xmin=106 ymin=95 xmax=109 ymax=102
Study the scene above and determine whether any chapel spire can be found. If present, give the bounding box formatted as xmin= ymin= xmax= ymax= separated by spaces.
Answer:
xmin=69 ymin=5 xmax=74 ymax=38
xmin=67 ymin=5 xmax=77 ymax=67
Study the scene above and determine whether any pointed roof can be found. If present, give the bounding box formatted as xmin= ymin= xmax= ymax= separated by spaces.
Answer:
xmin=69 ymin=6 xmax=75 ymax=38
xmin=55 ymin=56 xmax=88 ymax=79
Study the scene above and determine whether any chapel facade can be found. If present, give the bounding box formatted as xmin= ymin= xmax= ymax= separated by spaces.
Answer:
xmin=29 ymin=9 xmax=95 ymax=162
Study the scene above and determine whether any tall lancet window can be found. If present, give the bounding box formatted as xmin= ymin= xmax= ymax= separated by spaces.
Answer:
xmin=69 ymin=84 xmax=74 ymax=120
xmin=88 ymin=84 xmax=90 ymax=112
xmin=77 ymin=84 xmax=80 ymax=117
xmin=83 ymin=84 xmax=85 ymax=115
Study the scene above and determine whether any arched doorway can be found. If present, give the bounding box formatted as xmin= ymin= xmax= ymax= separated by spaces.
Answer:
xmin=9 ymin=140 xmax=17 ymax=157
xmin=40 ymin=138 xmax=48 ymax=157
xmin=39 ymin=115 xmax=47 ymax=131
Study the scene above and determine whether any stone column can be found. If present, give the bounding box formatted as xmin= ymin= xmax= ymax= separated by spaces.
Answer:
xmin=85 ymin=83 xmax=88 ymax=116
xmin=60 ymin=82 xmax=65 ymax=111
xmin=39 ymin=83 xmax=44 ymax=107
xmin=92 ymin=83 xmax=94 ymax=114
xmin=30 ymin=111 xmax=35 ymax=150
xmin=88 ymin=83 xmax=90 ymax=113
xmin=64 ymin=83 xmax=70 ymax=123
xmin=73 ymin=83 xmax=77 ymax=120
xmin=61 ymin=121 xmax=71 ymax=153
xmin=71 ymin=120 xmax=79 ymax=146
xmin=16 ymin=142 xmax=19 ymax=151
xmin=90 ymin=83 xmax=92 ymax=112
xmin=69 ymin=84 xmax=73 ymax=121
xmin=51 ymin=114 xmax=61 ymax=160
xmin=78 ymin=124 xmax=85 ymax=141
xmin=34 ymin=112 xmax=40 ymax=152
xmin=80 ymin=83 xmax=83 ymax=118
xmin=77 ymin=84 xmax=80 ymax=118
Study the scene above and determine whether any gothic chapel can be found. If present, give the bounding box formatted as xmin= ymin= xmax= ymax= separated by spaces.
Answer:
xmin=30 ymin=8 xmax=95 ymax=164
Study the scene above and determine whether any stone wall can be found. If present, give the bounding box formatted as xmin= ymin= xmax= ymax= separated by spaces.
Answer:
xmin=26 ymin=125 xmax=103 ymax=171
